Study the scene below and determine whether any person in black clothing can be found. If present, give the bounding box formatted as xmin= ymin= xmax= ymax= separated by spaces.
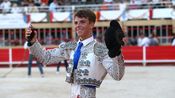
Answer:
xmin=56 ymin=60 xmax=69 ymax=72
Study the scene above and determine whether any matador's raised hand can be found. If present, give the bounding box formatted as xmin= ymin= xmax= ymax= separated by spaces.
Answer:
xmin=25 ymin=24 xmax=37 ymax=46
xmin=104 ymin=20 xmax=125 ymax=58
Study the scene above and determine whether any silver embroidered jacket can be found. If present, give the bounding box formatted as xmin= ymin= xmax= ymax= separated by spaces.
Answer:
xmin=29 ymin=39 xmax=125 ymax=88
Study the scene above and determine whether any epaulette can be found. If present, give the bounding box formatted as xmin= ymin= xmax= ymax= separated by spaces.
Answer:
xmin=94 ymin=42 xmax=108 ymax=57
xmin=59 ymin=41 xmax=77 ymax=50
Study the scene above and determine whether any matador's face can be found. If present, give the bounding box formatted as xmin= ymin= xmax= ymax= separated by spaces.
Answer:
xmin=74 ymin=17 xmax=94 ymax=40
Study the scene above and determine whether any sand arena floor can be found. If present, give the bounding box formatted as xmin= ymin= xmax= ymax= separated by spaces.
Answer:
xmin=0 ymin=66 xmax=175 ymax=98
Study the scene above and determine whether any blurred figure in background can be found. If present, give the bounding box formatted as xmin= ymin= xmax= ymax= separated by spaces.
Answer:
xmin=49 ymin=0 xmax=58 ymax=12
xmin=11 ymin=3 xmax=22 ymax=13
xmin=56 ymin=59 xmax=69 ymax=72
xmin=24 ymin=41 xmax=44 ymax=77
xmin=0 ymin=0 xmax=11 ymax=13
xmin=137 ymin=32 xmax=150 ymax=46
xmin=0 ymin=34 xmax=5 ymax=46
xmin=56 ymin=39 xmax=69 ymax=72
xmin=149 ymin=32 xmax=159 ymax=46
xmin=128 ymin=36 xmax=137 ymax=46
xmin=171 ymin=33 xmax=175 ymax=46
xmin=119 ymin=0 xmax=128 ymax=21
xmin=28 ymin=2 xmax=39 ymax=13
xmin=44 ymin=33 xmax=53 ymax=45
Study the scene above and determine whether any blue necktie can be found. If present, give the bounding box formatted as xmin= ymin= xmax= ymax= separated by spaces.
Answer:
xmin=73 ymin=42 xmax=83 ymax=69
xmin=73 ymin=42 xmax=96 ymax=88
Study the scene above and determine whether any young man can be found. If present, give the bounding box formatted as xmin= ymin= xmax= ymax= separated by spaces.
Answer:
xmin=25 ymin=9 xmax=125 ymax=98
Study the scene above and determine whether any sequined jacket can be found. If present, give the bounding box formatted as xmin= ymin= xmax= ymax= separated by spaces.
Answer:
xmin=29 ymin=39 xmax=125 ymax=87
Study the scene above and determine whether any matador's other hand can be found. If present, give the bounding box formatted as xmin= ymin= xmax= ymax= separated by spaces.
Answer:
xmin=25 ymin=24 xmax=37 ymax=46
xmin=104 ymin=20 xmax=125 ymax=58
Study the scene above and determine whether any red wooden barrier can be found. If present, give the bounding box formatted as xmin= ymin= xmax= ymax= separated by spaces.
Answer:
xmin=0 ymin=46 xmax=175 ymax=67
xmin=12 ymin=48 xmax=29 ymax=61
xmin=0 ymin=49 xmax=9 ymax=62
xmin=146 ymin=46 xmax=175 ymax=60
xmin=122 ymin=46 xmax=143 ymax=60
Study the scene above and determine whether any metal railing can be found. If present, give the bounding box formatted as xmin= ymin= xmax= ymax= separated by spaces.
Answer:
xmin=0 ymin=2 xmax=174 ymax=47
xmin=0 ymin=1 xmax=174 ymax=14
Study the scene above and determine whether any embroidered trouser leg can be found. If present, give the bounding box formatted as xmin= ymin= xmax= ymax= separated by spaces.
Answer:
xmin=71 ymin=84 xmax=96 ymax=98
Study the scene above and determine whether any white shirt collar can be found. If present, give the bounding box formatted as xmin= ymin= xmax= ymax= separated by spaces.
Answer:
xmin=78 ymin=36 xmax=94 ymax=46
